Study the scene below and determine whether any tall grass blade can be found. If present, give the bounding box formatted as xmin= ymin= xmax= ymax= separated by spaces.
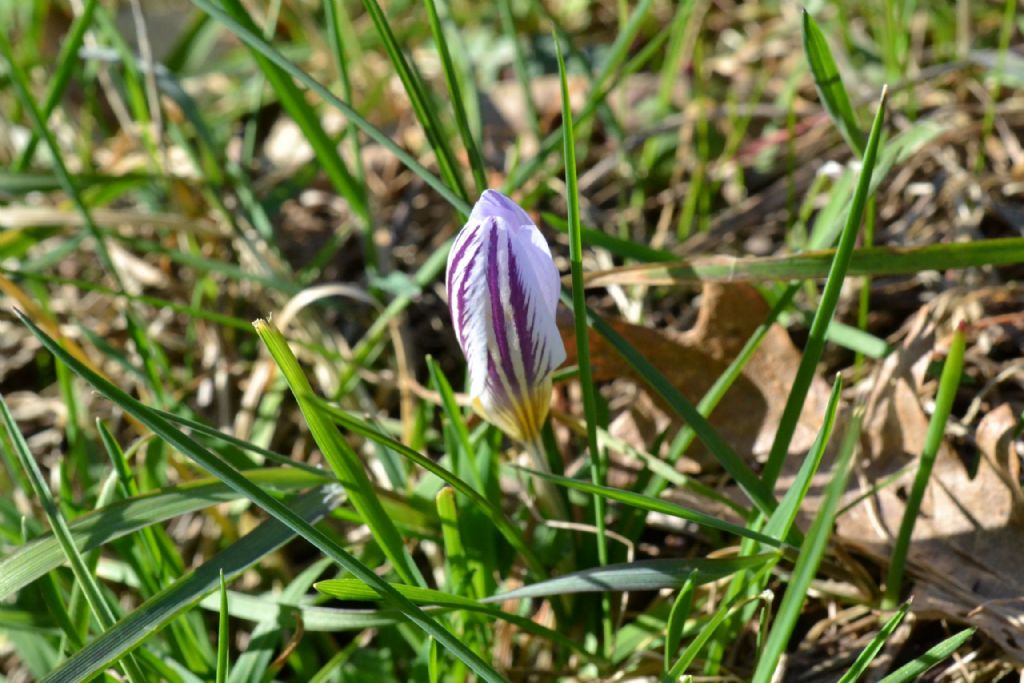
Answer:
xmin=555 ymin=31 xmax=613 ymax=653
xmin=585 ymin=310 xmax=776 ymax=515
xmin=359 ymin=0 xmax=468 ymax=202
xmin=761 ymin=86 xmax=888 ymax=488
xmin=883 ymin=323 xmax=967 ymax=608
xmin=253 ymin=319 xmax=424 ymax=587
xmin=519 ymin=468 xmax=783 ymax=548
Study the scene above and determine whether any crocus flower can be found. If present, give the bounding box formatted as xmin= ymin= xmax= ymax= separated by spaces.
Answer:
xmin=446 ymin=190 xmax=566 ymax=446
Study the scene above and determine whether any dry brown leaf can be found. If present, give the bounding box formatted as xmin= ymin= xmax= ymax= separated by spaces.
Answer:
xmin=558 ymin=282 xmax=832 ymax=470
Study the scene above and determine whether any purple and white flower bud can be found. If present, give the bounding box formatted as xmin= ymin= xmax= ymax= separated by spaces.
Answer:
xmin=445 ymin=190 xmax=566 ymax=444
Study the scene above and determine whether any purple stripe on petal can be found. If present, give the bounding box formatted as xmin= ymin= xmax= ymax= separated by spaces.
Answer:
xmin=455 ymin=250 xmax=479 ymax=347
xmin=447 ymin=223 xmax=481 ymax=305
xmin=506 ymin=232 xmax=536 ymax=385
xmin=486 ymin=224 xmax=520 ymax=396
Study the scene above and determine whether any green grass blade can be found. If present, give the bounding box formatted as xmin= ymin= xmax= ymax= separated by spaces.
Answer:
xmin=750 ymin=408 xmax=863 ymax=683
xmin=41 ymin=489 xmax=334 ymax=683
xmin=761 ymin=86 xmax=887 ymax=488
xmin=497 ymin=0 xmax=541 ymax=139
xmin=503 ymin=0 xmax=655 ymax=193
xmin=585 ymin=310 xmax=776 ymax=515
xmin=480 ymin=556 xmax=773 ymax=601
xmin=216 ymin=572 xmax=229 ymax=683
xmin=876 ymin=628 xmax=975 ymax=683
xmin=516 ymin=468 xmax=783 ymax=548
xmin=253 ymin=319 xmax=424 ymax=587
xmin=580 ymin=237 xmax=1024 ymax=287
xmin=883 ymin=323 xmax=967 ymax=608
xmin=663 ymin=570 xmax=698 ymax=674
xmin=314 ymin=580 xmax=588 ymax=657
xmin=837 ymin=602 xmax=910 ymax=683
xmin=544 ymin=213 xmax=675 ymax=263
xmin=556 ymin=31 xmax=613 ymax=653
xmin=200 ymin=589 xmax=398 ymax=631
xmin=803 ymin=11 xmax=864 ymax=156
xmin=0 ymin=468 xmax=327 ymax=601
xmin=15 ymin=309 xmax=506 ymax=683
xmin=762 ymin=376 xmax=843 ymax=543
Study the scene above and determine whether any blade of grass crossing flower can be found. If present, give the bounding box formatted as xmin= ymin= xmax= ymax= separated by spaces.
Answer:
xmin=837 ymin=602 xmax=910 ymax=683
xmin=424 ymin=0 xmax=487 ymax=194
xmin=360 ymin=0 xmax=468 ymax=203
xmin=253 ymin=319 xmax=424 ymax=587
xmin=41 ymin=489 xmax=334 ymax=683
xmin=750 ymin=408 xmax=863 ymax=683
xmin=875 ymin=628 xmax=975 ymax=683
xmin=0 ymin=396 xmax=147 ymax=683
xmin=761 ymin=86 xmax=888 ymax=489
xmin=216 ymin=572 xmax=229 ymax=683
xmin=883 ymin=323 xmax=967 ymax=608
xmin=803 ymin=11 xmax=864 ymax=156
xmin=189 ymin=0 xmax=470 ymax=216
xmin=15 ymin=310 xmax=505 ymax=683
xmin=556 ymin=34 xmax=613 ymax=654
xmin=586 ymin=310 xmax=776 ymax=515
